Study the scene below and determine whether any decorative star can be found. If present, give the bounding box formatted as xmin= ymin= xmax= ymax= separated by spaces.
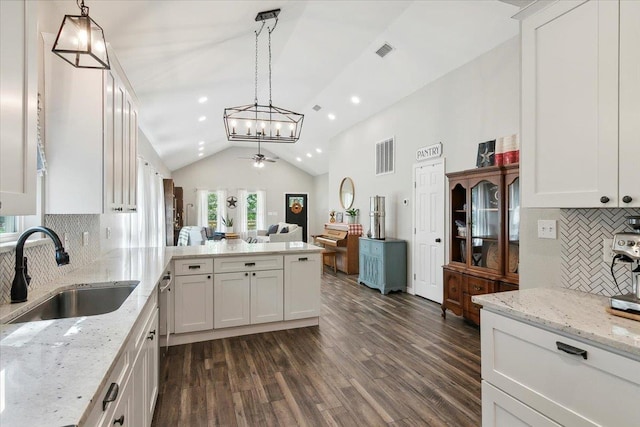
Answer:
xmin=226 ymin=196 xmax=237 ymax=208
xmin=480 ymin=146 xmax=494 ymax=166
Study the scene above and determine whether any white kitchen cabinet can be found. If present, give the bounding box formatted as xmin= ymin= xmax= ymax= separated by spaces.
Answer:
xmin=0 ymin=0 xmax=37 ymax=215
xmin=85 ymin=291 xmax=158 ymax=427
xmin=619 ymin=0 xmax=640 ymax=207
xmin=174 ymin=274 xmax=214 ymax=333
xmin=174 ymin=257 xmax=214 ymax=334
xmin=284 ymin=254 xmax=321 ymax=320
xmin=482 ymin=381 xmax=560 ymax=427
xmin=480 ymin=309 xmax=640 ymax=426
xmin=43 ymin=33 xmax=138 ymax=214
xmin=213 ymin=256 xmax=285 ymax=328
xmin=521 ymin=0 xmax=639 ymax=208
xmin=251 ymin=270 xmax=284 ymax=324
xmin=213 ymin=272 xmax=251 ymax=328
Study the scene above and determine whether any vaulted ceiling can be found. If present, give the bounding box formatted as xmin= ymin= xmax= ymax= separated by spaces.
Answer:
xmin=51 ymin=0 xmax=520 ymax=175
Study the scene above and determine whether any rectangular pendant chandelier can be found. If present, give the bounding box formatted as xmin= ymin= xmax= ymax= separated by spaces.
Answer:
xmin=223 ymin=8 xmax=304 ymax=144
xmin=224 ymin=103 xmax=304 ymax=143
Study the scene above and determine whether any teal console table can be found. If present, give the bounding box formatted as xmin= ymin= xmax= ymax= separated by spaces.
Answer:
xmin=358 ymin=237 xmax=407 ymax=294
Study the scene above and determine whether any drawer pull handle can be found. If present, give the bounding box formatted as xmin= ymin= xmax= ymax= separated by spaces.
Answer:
xmin=103 ymin=382 xmax=119 ymax=411
xmin=298 ymin=257 xmax=308 ymax=261
xmin=188 ymin=265 xmax=201 ymax=270
xmin=556 ymin=341 xmax=587 ymax=360
xmin=114 ymin=415 xmax=125 ymax=425
xmin=473 ymin=285 xmax=482 ymax=291
xmin=245 ymin=262 xmax=256 ymax=267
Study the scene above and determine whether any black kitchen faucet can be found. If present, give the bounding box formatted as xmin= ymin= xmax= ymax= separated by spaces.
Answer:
xmin=11 ymin=226 xmax=70 ymax=303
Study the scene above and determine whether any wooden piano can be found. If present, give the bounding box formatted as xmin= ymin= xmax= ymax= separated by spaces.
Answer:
xmin=314 ymin=224 xmax=360 ymax=274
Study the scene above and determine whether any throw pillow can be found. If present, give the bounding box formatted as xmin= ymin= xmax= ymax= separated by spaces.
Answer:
xmin=280 ymin=227 xmax=289 ymax=234
xmin=267 ymin=224 xmax=279 ymax=236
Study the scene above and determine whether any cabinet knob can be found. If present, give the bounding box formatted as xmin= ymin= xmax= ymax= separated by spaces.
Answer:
xmin=245 ymin=272 xmax=248 ymax=276
xmin=252 ymin=272 xmax=256 ymax=276
xmin=622 ymin=195 xmax=633 ymax=203
xmin=113 ymin=415 xmax=125 ymax=425
xmin=600 ymin=196 xmax=610 ymax=204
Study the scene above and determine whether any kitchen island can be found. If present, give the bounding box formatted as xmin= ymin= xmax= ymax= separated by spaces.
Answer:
xmin=473 ymin=288 xmax=640 ymax=426
xmin=0 ymin=241 xmax=322 ymax=427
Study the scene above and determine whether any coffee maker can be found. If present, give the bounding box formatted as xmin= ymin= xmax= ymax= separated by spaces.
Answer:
xmin=610 ymin=216 xmax=640 ymax=313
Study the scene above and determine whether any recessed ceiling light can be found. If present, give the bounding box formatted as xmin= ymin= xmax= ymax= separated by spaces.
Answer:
xmin=316 ymin=148 xmax=322 ymax=153
xmin=198 ymin=147 xmax=204 ymax=151
xmin=198 ymin=96 xmax=208 ymax=104
xmin=351 ymin=96 xmax=360 ymax=104
xmin=198 ymin=153 xmax=204 ymax=157
xmin=306 ymin=153 xmax=312 ymax=158
xmin=198 ymin=141 xmax=205 ymax=146
xmin=198 ymin=116 xmax=206 ymax=122
xmin=296 ymin=157 xmax=302 ymax=162
xmin=327 ymin=113 xmax=336 ymax=121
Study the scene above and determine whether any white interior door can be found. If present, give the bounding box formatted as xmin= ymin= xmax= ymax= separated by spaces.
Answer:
xmin=413 ymin=160 xmax=445 ymax=302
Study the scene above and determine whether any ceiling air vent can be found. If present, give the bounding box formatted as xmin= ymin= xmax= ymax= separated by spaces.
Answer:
xmin=312 ymin=105 xmax=322 ymax=111
xmin=375 ymin=43 xmax=394 ymax=58
xmin=375 ymin=137 xmax=395 ymax=175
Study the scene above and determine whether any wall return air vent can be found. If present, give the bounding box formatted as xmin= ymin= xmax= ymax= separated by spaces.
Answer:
xmin=375 ymin=137 xmax=395 ymax=175
xmin=375 ymin=43 xmax=394 ymax=58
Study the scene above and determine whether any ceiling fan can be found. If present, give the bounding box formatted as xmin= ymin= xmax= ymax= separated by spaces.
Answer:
xmin=239 ymin=140 xmax=279 ymax=168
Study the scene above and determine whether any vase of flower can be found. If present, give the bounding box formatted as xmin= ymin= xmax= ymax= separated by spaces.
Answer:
xmin=222 ymin=215 xmax=234 ymax=233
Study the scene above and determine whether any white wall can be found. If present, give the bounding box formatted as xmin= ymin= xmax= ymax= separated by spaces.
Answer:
xmin=329 ymin=37 xmax=521 ymax=283
xmin=171 ymin=147 xmax=315 ymax=238
xmin=312 ymin=173 xmax=329 ymax=234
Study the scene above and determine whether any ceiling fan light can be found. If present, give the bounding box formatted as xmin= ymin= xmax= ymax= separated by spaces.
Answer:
xmin=51 ymin=1 xmax=110 ymax=70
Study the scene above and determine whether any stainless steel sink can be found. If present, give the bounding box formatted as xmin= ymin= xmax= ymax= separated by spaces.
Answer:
xmin=8 ymin=281 xmax=140 ymax=324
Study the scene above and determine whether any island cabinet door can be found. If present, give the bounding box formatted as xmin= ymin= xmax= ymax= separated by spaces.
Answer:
xmin=214 ymin=272 xmax=251 ymax=328
xmin=284 ymin=254 xmax=321 ymax=320
xmin=174 ymin=274 xmax=214 ymax=333
xmin=251 ymin=270 xmax=284 ymax=324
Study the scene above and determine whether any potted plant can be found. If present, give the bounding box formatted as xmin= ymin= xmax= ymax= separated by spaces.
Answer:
xmin=345 ymin=208 xmax=359 ymax=224
xmin=221 ymin=215 xmax=234 ymax=233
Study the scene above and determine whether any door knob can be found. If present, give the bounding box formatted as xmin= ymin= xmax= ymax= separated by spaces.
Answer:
xmin=435 ymin=238 xmax=441 ymax=243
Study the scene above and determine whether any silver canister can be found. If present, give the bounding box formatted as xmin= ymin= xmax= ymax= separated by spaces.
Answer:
xmin=369 ymin=196 xmax=386 ymax=240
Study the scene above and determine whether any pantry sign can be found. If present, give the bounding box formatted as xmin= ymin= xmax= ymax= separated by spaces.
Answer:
xmin=416 ymin=142 xmax=442 ymax=162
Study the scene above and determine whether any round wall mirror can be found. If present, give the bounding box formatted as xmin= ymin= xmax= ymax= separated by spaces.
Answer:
xmin=339 ymin=177 xmax=355 ymax=209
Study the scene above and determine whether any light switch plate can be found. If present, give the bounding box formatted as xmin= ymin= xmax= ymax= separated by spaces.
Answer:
xmin=82 ymin=231 xmax=89 ymax=246
xmin=537 ymin=220 xmax=557 ymax=239
xmin=106 ymin=227 xmax=111 ymax=240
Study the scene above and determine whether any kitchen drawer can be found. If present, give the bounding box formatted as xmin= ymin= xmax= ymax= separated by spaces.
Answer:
xmin=481 ymin=310 xmax=640 ymax=427
xmin=174 ymin=258 xmax=213 ymax=275
xmin=84 ymin=346 xmax=130 ymax=425
xmin=482 ymin=381 xmax=560 ymax=427
xmin=466 ymin=275 xmax=493 ymax=296
xmin=214 ymin=255 xmax=283 ymax=274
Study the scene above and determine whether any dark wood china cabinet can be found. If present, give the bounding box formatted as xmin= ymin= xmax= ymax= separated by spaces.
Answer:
xmin=442 ymin=164 xmax=519 ymax=325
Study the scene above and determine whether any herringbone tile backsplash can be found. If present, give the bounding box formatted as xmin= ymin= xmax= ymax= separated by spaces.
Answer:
xmin=0 ymin=215 xmax=100 ymax=303
xmin=561 ymin=208 xmax=640 ymax=296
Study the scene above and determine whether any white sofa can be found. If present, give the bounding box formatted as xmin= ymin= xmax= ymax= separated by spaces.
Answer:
xmin=256 ymin=222 xmax=303 ymax=243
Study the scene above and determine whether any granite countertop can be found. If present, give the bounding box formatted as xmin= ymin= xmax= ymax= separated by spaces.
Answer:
xmin=0 ymin=241 xmax=323 ymax=427
xmin=473 ymin=288 xmax=640 ymax=359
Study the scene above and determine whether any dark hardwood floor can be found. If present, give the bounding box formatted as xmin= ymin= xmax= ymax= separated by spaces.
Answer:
xmin=151 ymin=272 xmax=481 ymax=427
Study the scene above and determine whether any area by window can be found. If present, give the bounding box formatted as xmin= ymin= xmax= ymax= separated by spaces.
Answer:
xmin=0 ymin=216 xmax=20 ymax=243
xmin=207 ymin=192 xmax=218 ymax=229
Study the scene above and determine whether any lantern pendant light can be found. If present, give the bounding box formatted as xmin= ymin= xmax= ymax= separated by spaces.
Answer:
xmin=52 ymin=0 xmax=110 ymax=70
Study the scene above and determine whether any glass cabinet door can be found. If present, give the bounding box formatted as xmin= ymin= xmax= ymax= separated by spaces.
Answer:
xmin=505 ymin=175 xmax=520 ymax=278
xmin=450 ymin=182 xmax=468 ymax=264
xmin=470 ymin=179 xmax=501 ymax=273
